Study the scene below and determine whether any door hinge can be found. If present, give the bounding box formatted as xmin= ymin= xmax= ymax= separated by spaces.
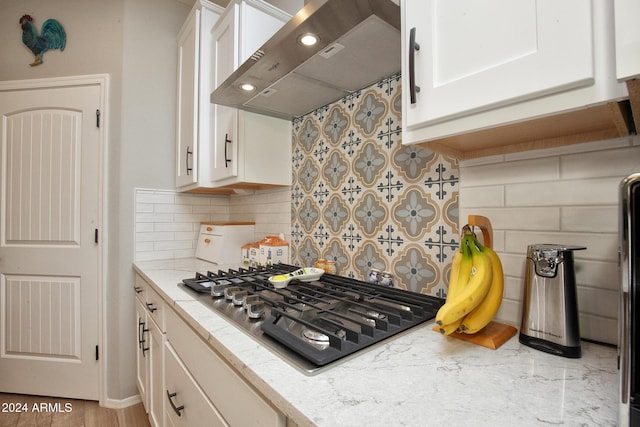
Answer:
xmin=95 ymin=345 xmax=99 ymax=361
xmin=96 ymin=109 xmax=101 ymax=128
xmin=94 ymin=228 xmax=99 ymax=244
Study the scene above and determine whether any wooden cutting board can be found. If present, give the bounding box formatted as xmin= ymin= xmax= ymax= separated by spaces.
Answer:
xmin=432 ymin=321 xmax=517 ymax=350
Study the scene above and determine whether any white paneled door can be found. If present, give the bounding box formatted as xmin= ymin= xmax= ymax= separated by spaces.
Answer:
xmin=0 ymin=78 xmax=104 ymax=400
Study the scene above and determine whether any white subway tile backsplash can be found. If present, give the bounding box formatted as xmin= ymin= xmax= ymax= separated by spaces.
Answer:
xmin=154 ymin=240 xmax=193 ymax=251
xmin=136 ymin=223 xmax=154 ymax=233
xmin=503 ymin=276 xmax=524 ymax=301
xmin=173 ymin=213 xmax=214 ymax=223
xmin=505 ymin=231 xmax=617 ymax=261
xmin=134 ymin=187 xmax=292 ymax=262
xmin=460 ymin=157 xmax=559 ymax=187
xmin=153 ymin=203 xmax=194 ymax=214
xmin=136 ymin=231 xmax=174 ymax=242
xmin=459 ymin=141 xmax=635 ymax=345
xmin=505 ymin=177 xmax=620 ymax=206
xmin=154 ymin=222 xmax=194 ymax=232
xmin=576 ymin=260 xmax=619 ymax=291
xmin=577 ymin=286 xmax=618 ymax=318
xmin=459 ymin=186 xmax=504 ymax=208
xmin=504 ymin=137 xmax=632 ymax=161
xmin=136 ymin=203 xmax=154 ymax=213
xmin=134 ymin=188 xmax=231 ymax=261
xmin=135 ymin=213 xmax=174 ymax=223
xmin=460 ymin=207 xmax=560 ymax=231
xmin=561 ymin=145 xmax=640 ymax=179
xmin=136 ymin=193 xmax=175 ymax=204
xmin=579 ymin=315 xmax=618 ymax=346
xmin=560 ymin=206 xmax=618 ymax=233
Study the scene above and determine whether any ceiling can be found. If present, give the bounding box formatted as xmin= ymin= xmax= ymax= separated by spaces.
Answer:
xmin=175 ymin=0 xmax=304 ymax=15
xmin=175 ymin=0 xmax=228 ymax=6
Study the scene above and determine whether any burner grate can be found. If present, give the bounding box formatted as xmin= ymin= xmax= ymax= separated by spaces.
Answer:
xmin=180 ymin=264 xmax=444 ymax=372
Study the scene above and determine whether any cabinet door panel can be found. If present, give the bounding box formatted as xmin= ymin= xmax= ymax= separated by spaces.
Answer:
xmin=615 ymin=0 xmax=640 ymax=80
xmin=164 ymin=342 xmax=228 ymax=427
xmin=135 ymin=299 xmax=149 ymax=412
xmin=211 ymin=9 xmax=238 ymax=182
xmin=149 ymin=318 xmax=164 ymax=427
xmin=165 ymin=307 xmax=285 ymax=427
xmin=404 ymin=0 xmax=594 ymax=127
xmin=176 ymin=10 xmax=200 ymax=187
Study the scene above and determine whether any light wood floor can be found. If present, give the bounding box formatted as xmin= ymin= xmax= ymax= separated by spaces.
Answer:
xmin=0 ymin=393 xmax=150 ymax=427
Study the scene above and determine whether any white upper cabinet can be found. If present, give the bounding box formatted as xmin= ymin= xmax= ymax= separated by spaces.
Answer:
xmin=176 ymin=1 xmax=225 ymax=192
xmin=176 ymin=0 xmax=291 ymax=193
xmin=210 ymin=0 xmax=292 ymax=188
xmin=615 ymin=0 xmax=640 ymax=80
xmin=401 ymin=0 xmax=629 ymax=159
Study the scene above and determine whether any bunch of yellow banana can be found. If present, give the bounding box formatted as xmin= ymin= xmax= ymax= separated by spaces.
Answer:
xmin=435 ymin=232 xmax=504 ymax=335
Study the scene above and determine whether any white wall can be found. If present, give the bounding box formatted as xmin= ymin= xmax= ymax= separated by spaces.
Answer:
xmin=459 ymin=136 xmax=640 ymax=345
xmin=0 ymin=0 xmax=191 ymax=402
xmin=118 ymin=0 xmax=190 ymax=401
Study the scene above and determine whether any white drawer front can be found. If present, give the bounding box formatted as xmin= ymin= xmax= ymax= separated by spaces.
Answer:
xmin=164 ymin=342 xmax=227 ymax=427
xmin=134 ymin=274 xmax=147 ymax=302
xmin=145 ymin=285 xmax=165 ymax=332
xmin=165 ymin=308 xmax=285 ymax=427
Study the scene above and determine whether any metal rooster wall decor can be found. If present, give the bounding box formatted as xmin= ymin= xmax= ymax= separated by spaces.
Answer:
xmin=19 ymin=14 xmax=66 ymax=66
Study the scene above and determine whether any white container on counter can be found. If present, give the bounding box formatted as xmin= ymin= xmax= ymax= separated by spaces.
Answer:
xmin=195 ymin=222 xmax=254 ymax=264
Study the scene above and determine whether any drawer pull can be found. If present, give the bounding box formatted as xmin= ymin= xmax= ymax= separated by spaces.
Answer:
xmin=204 ymin=238 xmax=211 ymax=244
xmin=138 ymin=319 xmax=149 ymax=356
xmin=138 ymin=319 xmax=145 ymax=348
xmin=134 ymin=286 xmax=143 ymax=294
xmin=166 ymin=390 xmax=184 ymax=416
xmin=206 ymin=226 xmax=213 ymax=232
xmin=146 ymin=302 xmax=157 ymax=313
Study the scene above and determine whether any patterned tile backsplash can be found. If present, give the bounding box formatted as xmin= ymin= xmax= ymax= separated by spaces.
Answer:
xmin=290 ymin=74 xmax=460 ymax=296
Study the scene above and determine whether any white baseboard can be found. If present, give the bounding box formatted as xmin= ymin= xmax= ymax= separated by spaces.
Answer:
xmin=102 ymin=394 xmax=142 ymax=409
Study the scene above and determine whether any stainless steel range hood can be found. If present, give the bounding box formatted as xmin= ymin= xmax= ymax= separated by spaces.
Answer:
xmin=210 ymin=0 xmax=400 ymax=120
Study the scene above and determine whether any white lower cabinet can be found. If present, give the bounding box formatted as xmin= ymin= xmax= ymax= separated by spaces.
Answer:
xmin=164 ymin=342 xmax=227 ymax=427
xmin=148 ymin=319 xmax=164 ymax=427
xmin=164 ymin=307 xmax=286 ymax=427
xmin=135 ymin=298 xmax=149 ymax=411
xmin=135 ymin=272 xmax=288 ymax=427
xmin=135 ymin=278 xmax=166 ymax=427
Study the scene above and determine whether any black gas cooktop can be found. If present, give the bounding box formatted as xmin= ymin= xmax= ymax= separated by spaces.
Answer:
xmin=180 ymin=264 xmax=444 ymax=374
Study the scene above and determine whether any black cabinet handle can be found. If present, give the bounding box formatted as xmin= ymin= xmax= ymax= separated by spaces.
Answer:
xmin=138 ymin=319 xmax=149 ymax=356
xmin=409 ymin=27 xmax=421 ymax=105
xmin=224 ymin=133 xmax=232 ymax=168
xmin=134 ymin=286 xmax=142 ymax=294
xmin=146 ymin=302 xmax=157 ymax=313
xmin=167 ymin=390 xmax=184 ymax=416
xmin=186 ymin=146 xmax=193 ymax=175
xmin=138 ymin=318 xmax=144 ymax=348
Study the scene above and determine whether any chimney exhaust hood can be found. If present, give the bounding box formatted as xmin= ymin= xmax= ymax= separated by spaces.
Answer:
xmin=210 ymin=0 xmax=400 ymax=120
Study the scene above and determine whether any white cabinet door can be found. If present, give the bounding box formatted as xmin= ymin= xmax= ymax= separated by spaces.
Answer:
xmin=165 ymin=306 xmax=286 ymax=427
xmin=615 ymin=0 xmax=640 ymax=80
xmin=136 ymin=299 xmax=149 ymax=412
xmin=211 ymin=5 xmax=238 ymax=181
xmin=176 ymin=9 xmax=199 ymax=188
xmin=148 ymin=317 xmax=165 ymax=427
xmin=404 ymin=0 xmax=594 ymax=128
xmin=164 ymin=342 xmax=228 ymax=427
xmin=210 ymin=1 xmax=291 ymax=186
xmin=176 ymin=2 xmax=225 ymax=191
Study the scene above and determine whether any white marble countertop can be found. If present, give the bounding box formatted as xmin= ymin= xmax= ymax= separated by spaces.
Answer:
xmin=133 ymin=258 xmax=619 ymax=427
